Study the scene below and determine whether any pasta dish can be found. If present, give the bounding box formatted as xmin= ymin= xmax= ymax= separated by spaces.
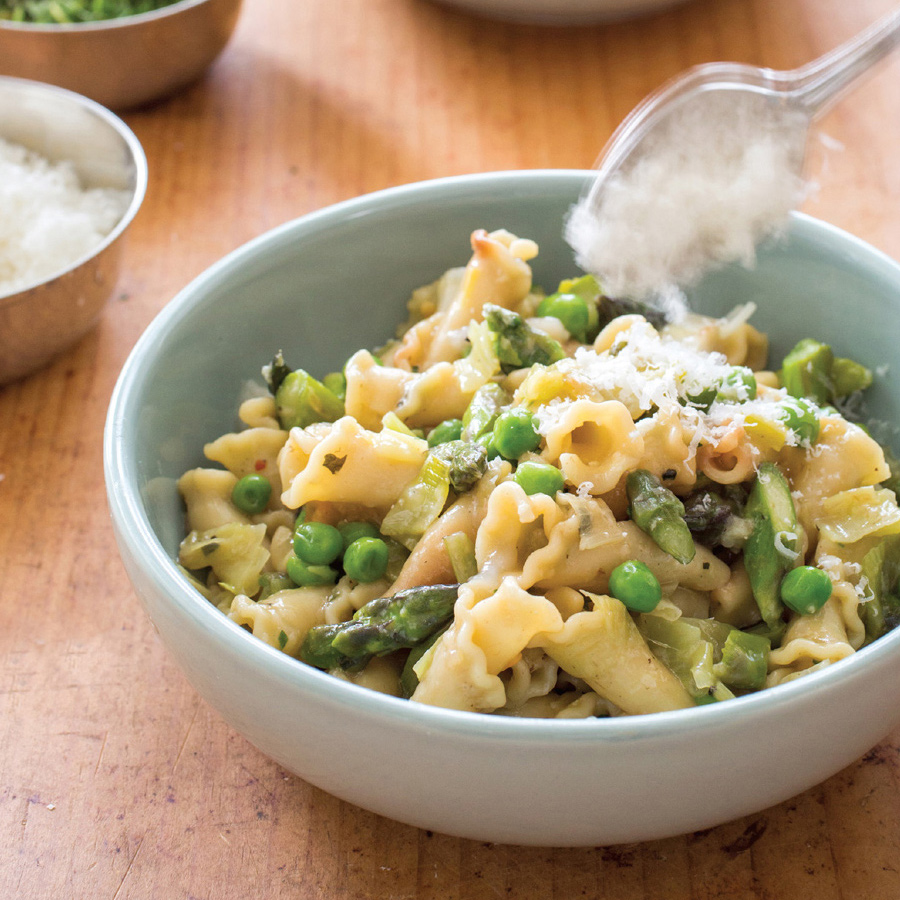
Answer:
xmin=176 ymin=229 xmax=900 ymax=717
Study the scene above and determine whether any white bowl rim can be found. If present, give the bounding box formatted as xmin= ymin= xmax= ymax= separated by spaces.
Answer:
xmin=0 ymin=75 xmax=148 ymax=303
xmin=104 ymin=167 xmax=900 ymax=744
xmin=0 ymin=0 xmax=223 ymax=31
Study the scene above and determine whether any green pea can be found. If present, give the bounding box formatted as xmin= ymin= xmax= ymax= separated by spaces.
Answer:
xmin=337 ymin=520 xmax=381 ymax=551
xmin=717 ymin=368 xmax=758 ymax=403
xmin=286 ymin=553 xmax=337 ymax=587
xmin=684 ymin=385 xmax=718 ymax=412
xmin=780 ymin=565 xmax=832 ymax=615
xmin=343 ymin=537 xmax=390 ymax=583
xmin=493 ymin=408 xmax=541 ymax=460
xmin=780 ymin=396 xmax=820 ymax=444
xmin=514 ymin=461 xmax=564 ymax=497
xmin=608 ymin=560 xmax=662 ymax=612
xmin=537 ymin=292 xmax=591 ymax=341
xmin=293 ymin=522 xmax=343 ymax=565
xmin=427 ymin=418 xmax=464 ymax=448
xmin=231 ymin=474 xmax=271 ymax=514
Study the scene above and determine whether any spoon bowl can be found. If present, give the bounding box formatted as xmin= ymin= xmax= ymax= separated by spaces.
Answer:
xmin=567 ymin=9 xmax=900 ymax=299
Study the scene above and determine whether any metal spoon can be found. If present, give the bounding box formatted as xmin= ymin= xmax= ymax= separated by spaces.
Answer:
xmin=566 ymin=8 xmax=900 ymax=300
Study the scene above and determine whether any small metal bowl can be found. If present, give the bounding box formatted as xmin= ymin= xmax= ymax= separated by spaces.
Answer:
xmin=0 ymin=0 xmax=243 ymax=111
xmin=0 ymin=76 xmax=147 ymax=385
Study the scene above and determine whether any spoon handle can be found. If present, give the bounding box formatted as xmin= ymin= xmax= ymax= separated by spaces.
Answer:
xmin=789 ymin=7 xmax=900 ymax=114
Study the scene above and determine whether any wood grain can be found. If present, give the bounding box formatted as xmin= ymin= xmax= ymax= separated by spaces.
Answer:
xmin=2 ymin=0 xmax=899 ymax=896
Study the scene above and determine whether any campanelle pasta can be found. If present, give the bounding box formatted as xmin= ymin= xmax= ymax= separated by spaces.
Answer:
xmin=176 ymin=228 xmax=900 ymax=717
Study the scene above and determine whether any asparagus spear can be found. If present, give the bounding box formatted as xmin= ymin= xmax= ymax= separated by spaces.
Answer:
xmin=431 ymin=440 xmax=488 ymax=492
xmin=626 ymin=470 xmax=696 ymax=564
xmin=780 ymin=338 xmax=834 ymax=405
xmin=743 ymin=462 xmax=800 ymax=628
xmin=712 ymin=630 xmax=770 ymax=692
xmin=682 ymin=485 xmax=750 ymax=548
xmin=859 ymin=535 xmax=900 ymax=641
xmin=299 ymin=584 xmax=459 ymax=670
xmin=263 ymin=350 xmax=292 ymax=395
xmin=780 ymin=337 xmax=872 ymax=404
xmin=483 ymin=304 xmax=566 ymax=372
xmin=399 ymin=625 xmax=450 ymax=698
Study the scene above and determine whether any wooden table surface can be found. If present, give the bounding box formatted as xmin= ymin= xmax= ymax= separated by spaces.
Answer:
xmin=3 ymin=0 xmax=900 ymax=896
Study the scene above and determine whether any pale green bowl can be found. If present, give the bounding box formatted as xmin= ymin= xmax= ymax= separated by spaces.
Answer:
xmin=104 ymin=170 xmax=900 ymax=846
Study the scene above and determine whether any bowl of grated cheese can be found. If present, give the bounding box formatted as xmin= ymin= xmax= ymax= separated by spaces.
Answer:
xmin=0 ymin=76 xmax=147 ymax=385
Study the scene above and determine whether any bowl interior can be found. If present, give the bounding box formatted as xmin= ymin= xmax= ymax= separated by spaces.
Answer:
xmin=0 ymin=76 xmax=142 ymax=191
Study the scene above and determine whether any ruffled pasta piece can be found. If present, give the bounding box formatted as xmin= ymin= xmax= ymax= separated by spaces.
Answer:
xmin=554 ymin=692 xmax=616 ymax=719
xmin=788 ymin=417 xmax=890 ymax=539
xmin=275 ymin=421 xmax=331 ymax=493
xmin=768 ymin=597 xmax=855 ymax=675
xmin=321 ymin=576 xmax=391 ymax=625
xmin=696 ymin=423 xmax=756 ymax=485
xmin=178 ymin=468 xmax=249 ymax=532
xmin=343 ymin=350 xmax=416 ymax=431
xmin=332 ymin=655 xmax=404 ymax=697
xmin=767 ymin=659 xmax=835 ymax=687
xmin=501 ymin=648 xmax=561 ymax=712
xmin=395 ymin=361 xmax=482 ymax=428
xmin=179 ymin=522 xmax=269 ymax=597
xmin=238 ymin=395 xmax=280 ymax=430
xmin=418 ymin=229 xmax=536 ymax=368
xmin=814 ymin=486 xmax=900 ymax=544
xmin=388 ymin=267 xmax=466 ymax=370
xmin=667 ymin=586 xmax=710 ymax=619
xmin=556 ymin=493 xmax=625 ymax=552
xmin=540 ymin=399 xmax=644 ymax=495
xmin=710 ymin=560 xmax=761 ymax=628
xmin=471 ymin=481 xmax=606 ymax=592
xmin=814 ymin=537 xmax=870 ymax=650
xmin=279 ymin=416 xmax=428 ymax=510
xmin=634 ymin=407 xmax=697 ymax=490
xmin=543 ymin=586 xmax=589 ymax=620
xmin=666 ymin=305 xmax=768 ymax=369
xmin=204 ymin=427 xmax=289 ymax=503
xmin=534 ymin=595 xmax=695 ymax=714
xmin=229 ymin=586 xmax=330 ymax=655
xmin=593 ymin=314 xmax=646 ymax=354
xmin=267 ymin=524 xmax=294 ymax=573
xmin=412 ymin=577 xmax=563 ymax=713
xmin=540 ymin=519 xmax=729 ymax=596
xmin=252 ymin=508 xmax=296 ymax=540
xmin=344 ymin=348 xmax=484 ymax=431
xmin=473 ymin=480 xmax=728 ymax=596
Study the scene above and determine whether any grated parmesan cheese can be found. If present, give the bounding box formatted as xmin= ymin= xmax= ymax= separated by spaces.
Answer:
xmin=566 ymin=90 xmax=811 ymax=301
xmin=532 ymin=317 xmax=817 ymax=455
xmin=0 ymin=138 xmax=130 ymax=296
